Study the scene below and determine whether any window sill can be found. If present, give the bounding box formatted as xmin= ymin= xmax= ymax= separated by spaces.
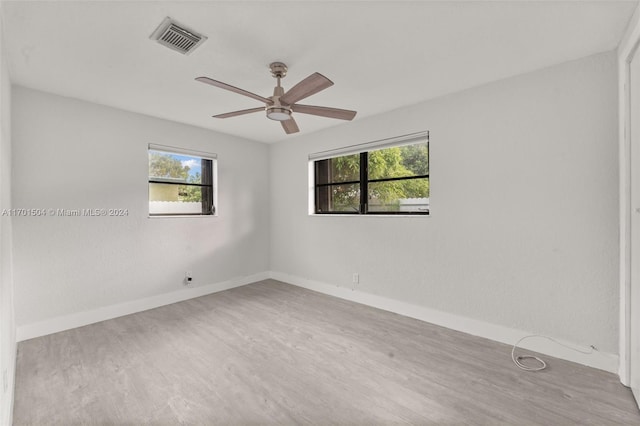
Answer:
xmin=309 ymin=213 xmax=429 ymax=218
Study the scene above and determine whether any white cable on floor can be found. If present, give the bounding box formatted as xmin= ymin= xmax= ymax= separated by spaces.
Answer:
xmin=511 ymin=335 xmax=596 ymax=371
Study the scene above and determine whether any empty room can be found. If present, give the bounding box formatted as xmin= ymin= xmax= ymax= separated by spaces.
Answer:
xmin=2 ymin=0 xmax=640 ymax=424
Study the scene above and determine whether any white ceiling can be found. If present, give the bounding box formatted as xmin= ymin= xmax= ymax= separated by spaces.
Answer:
xmin=2 ymin=0 xmax=638 ymax=143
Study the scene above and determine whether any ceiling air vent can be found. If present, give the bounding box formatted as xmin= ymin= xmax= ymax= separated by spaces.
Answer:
xmin=150 ymin=17 xmax=206 ymax=55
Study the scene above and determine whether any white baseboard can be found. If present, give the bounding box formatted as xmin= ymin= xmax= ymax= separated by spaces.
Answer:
xmin=269 ymin=271 xmax=619 ymax=374
xmin=16 ymin=271 xmax=270 ymax=342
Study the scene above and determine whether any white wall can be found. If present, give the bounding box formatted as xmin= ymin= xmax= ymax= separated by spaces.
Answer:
xmin=0 ymin=6 xmax=15 ymax=424
xmin=270 ymin=51 xmax=620 ymax=369
xmin=11 ymin=87 xmax=270 ymax=336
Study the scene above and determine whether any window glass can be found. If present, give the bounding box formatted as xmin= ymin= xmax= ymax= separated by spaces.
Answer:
xmin=367 ymin=180 xmax=429 ymax=213
xmin=148 ymin=148 xmax=216 ymax=216
xmin=316 ymin=184 xmax=361 ymax=213
xmin=315 ymin=154 xmax=360 ymax=184
xmin=369 ymin=144 xmax=429 ymax=179
xmin=312 ymin=137 xmax=429 ymax=215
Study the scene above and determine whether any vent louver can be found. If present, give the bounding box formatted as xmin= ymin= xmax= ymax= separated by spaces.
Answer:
xmin=150 ymin=17 xmax=206 ymax=55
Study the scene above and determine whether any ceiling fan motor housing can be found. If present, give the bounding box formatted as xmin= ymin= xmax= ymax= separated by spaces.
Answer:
xmin=266 ymin=78 xmax=291 ymax=121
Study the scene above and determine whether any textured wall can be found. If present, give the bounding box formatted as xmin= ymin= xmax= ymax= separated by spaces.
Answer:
xmin=11 ymin=87 xmax=270 ymax=326
xmin=270 ymin=51 xmax=620 ymax=354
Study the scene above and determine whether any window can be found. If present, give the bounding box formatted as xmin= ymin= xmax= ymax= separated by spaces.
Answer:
xmin=148 ymin=144 xmax=217 ymax=216
xmin=311 ymin=132 xmax=429 ymax=215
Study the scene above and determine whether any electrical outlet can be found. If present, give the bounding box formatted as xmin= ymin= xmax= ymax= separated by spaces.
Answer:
xmin=352 ymin=273 xmax=359 ymax=284
xmin=185 ymin=271 xmax=193 ymax=285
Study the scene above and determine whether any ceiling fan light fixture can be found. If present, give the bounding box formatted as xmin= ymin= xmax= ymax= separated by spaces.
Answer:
xmin=266 ymin=107 xmax=292 ymax=121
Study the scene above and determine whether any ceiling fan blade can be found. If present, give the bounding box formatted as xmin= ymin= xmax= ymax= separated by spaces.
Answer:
xmin=280 ymin=73 xmax=333 ymax=105
xmin=291 ymin=104 xmax=357 ymax=121
xmin=281 ymin=117 xmax=300 ymax=134
xmin=195 ymin=77 xmax=272 ymax=104
xmin=213 ymin=107 xmax=264 ymax=119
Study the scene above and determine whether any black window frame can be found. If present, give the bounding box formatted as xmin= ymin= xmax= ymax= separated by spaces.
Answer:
xmin=148 ymin=145 xmax=217 ymax=217
xmin=313 ymin=135 xmax=429 ymax=215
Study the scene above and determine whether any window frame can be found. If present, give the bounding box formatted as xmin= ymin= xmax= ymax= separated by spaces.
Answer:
xmin=310 ymin=132 xmax=429 ymax=216
xmin=148 ymin=144 xmax=218 ymax=218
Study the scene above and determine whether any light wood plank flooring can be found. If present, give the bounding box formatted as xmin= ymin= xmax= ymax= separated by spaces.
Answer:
xmin=13 ymin=279 xmax=640 ymax=425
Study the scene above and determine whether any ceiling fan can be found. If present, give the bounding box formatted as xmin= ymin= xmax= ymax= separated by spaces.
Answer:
xmin=195 ymin=62 xmax=357 ymax=134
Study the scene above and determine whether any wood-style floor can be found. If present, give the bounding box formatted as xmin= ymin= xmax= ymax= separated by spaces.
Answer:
xmin=13 ymin=279 xmax=640 ymax=425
